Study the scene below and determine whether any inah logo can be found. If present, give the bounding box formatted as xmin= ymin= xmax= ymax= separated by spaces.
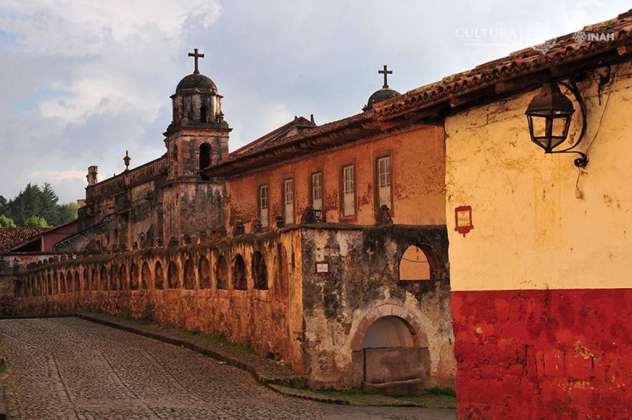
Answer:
xmin=573 ymin=31 xmax=615 ymax=44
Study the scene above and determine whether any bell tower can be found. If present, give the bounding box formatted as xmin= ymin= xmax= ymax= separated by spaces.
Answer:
xmin=165 ymin=48 xmax=230 ymax=181
xmin=161 ymin=49 xmax=228 ymax=243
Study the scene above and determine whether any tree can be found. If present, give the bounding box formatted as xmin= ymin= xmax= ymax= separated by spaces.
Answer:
xmin=56 ymin=202 xmax=79 ymax=225
xmin=2 ymin=183 xmax=78 ymax=227
xmin=0 ymin=214 xmax=15 ymax=228
xmin=24 ymin=215 xmax=48 ymax=228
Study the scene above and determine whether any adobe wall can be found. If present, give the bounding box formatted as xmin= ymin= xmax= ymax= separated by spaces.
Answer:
xmin=225 ymin=124 xmax=445 ymax=231
xmin=299 ymin=225 xmax=455 ymax=390
xmin=446 ymin=61 xmax=632 ymax=418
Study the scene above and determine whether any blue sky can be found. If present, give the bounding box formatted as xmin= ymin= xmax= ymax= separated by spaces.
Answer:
xmin=0 ymin=0 xmax=630 ymax=202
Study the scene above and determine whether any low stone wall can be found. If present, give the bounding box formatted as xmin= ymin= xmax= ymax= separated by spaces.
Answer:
xmin=11 ymin=229 xmax=304 ymax=371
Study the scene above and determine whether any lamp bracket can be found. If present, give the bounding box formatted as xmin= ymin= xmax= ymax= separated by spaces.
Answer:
xmin=549 ymin=80 xmax=588 ymax=168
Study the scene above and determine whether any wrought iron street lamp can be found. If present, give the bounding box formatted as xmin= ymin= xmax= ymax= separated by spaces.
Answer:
xmin=525 ymin=80 xmax=588 ymax=167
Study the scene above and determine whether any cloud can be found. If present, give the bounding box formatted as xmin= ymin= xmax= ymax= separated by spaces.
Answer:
xmin=0 ymin=0 xmax=630 ymax=204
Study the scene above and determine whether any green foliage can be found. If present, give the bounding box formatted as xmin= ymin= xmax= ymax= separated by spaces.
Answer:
xmin=0 ymin=214 xmax=16 ymax=228
xmin=0 ymin=358 xmax=7 ymax=374
xmin=24 ymin=215 xmax=49 ymax=227
xmin=2 ymin=183 xmax=78 ymax=227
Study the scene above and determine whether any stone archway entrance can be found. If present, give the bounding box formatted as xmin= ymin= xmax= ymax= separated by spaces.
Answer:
xmin=352 ymin=311 xmax=430 ymax=396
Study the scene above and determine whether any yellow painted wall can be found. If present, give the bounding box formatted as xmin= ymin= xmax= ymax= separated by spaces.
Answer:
xmin=446 ymin=62 xmax=632 ymax=291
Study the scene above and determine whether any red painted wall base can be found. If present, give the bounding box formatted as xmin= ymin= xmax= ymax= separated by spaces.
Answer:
xmin=452 ymin=289 xmax=632 ymax=419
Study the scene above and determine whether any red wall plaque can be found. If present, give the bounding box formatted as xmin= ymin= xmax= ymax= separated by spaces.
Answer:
xmin=455 ymin=205 xmax=474 ymax=237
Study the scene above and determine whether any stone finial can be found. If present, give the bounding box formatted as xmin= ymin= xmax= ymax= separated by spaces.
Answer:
xmin=275 ymin=216 xmax=285 ymax=229
xmin=376 ymin=205 xmax=393 ymax=226
xmin=253 ymin=219 xmax=263 ymax=233
xmin=301 ymin=207 xmax=317 ymax=224
xmin=168 ymin=237 xmax=179 ymax=248
xmin=233 ymin=220 xmax=245 ymax=236
xmin=123 ymin=151 xmax=131 ymax=171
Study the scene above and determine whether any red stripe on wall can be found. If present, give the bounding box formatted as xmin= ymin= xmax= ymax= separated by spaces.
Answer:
xmin=452 ymin=289 xmax=632 ymax=419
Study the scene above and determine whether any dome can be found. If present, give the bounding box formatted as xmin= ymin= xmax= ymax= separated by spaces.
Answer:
xmin=363 ymin=87 xmax=401 ymax=111
xmin=176 ymin=73 xmax=217 ymax=92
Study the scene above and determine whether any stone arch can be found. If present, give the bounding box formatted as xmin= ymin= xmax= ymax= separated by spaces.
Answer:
xmin=216 ymin=254 xmax=228 ymax=289
xmin=130 ymin=263 xmax=139 ymax=290
xmin=167 ymin=260 xmax=179 ymax=289
xmin=66 ymin=271 xmax=73 ymax=292
xmin=198 ymin=256 xmax=211 ymax=289
xmin=110 ymin=264 xmax=118 ymax=290
xmin=74 ymin=271 xmax=80 ymax=293
xmin=350 ymin=304 xmax=430 ymax=395
xmin=47 ymin=272 xmax=52 ymax=294
xmin=60 ymin=272 xmax=66 ymax=294
xmin=183 ymin=258 xmax=195 ymax=289
xmin=155 ymin=261 xmax=164 ymax=289
xmin=252 ymin=251 xmax=268 ymax=290
xmin=100 ymin=265 xmax=108 ymax=290
xmin=53 ymin=271 xmax=58 ymax=294
xmin=91 ymin=267 xmax=98 ymax=290
xmin=141 ymin=262 xmax=151 ymax=289
xmin=232 ymin=254 xmax=247 ymax=290
xmin=83 ymin=268 xmax=89 ymax=291
xmin=119 ymin=264 xmax=127 ymax=290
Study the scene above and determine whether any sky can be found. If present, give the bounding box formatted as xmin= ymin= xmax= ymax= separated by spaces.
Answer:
xmin=0 ymin=0 xmax=630 ymax=203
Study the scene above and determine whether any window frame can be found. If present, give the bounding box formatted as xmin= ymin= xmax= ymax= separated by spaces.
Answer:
xmin=258 ymin=184 xmax=269 ymax=227
xmin=283 ymin=177 xmax=295 ymax=225
xmin=340 ymin=163 xmax=357 ymax=219
xmin=375 ymin=154 xmax=394 ymax=215
xmin=310 ymin=171 xmax=324 ymax=215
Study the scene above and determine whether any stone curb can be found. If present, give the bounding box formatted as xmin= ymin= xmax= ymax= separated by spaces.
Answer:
xmin=0 ymin=314 xmax=75 ymax=320
xmin=76 ymin=314 xmax=306 ymax=389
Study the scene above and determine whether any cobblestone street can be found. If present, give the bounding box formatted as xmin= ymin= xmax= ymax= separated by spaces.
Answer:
xmin=0 ymin=318 xmax=454 ymax=420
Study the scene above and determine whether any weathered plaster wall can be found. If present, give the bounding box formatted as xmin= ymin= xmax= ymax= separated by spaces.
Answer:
xmin=226 ymin=124 xmax=445 ymax=230
xmin=446 ymin=61 xmax=632 ymax=418
xmin=300 ymin=225 xmax=455 ymax=390
xmin=13 ymin=231 xmax=304 ymax=370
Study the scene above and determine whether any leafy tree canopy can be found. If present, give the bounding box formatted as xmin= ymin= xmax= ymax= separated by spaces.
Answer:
xmin=24 ymin=215 xmax=49 ymax=228
xmin=1 ymin=184 xmax=78 ymax=227
xmin=0 ymin=214 xmax=16 ymax=228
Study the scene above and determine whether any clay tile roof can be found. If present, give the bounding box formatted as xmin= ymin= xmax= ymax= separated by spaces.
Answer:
xmin=230 ymin=116 xmax=316 ymax=158
xmin=373 ymin=9 xmax=632 ymax=119
xmin=0 ymin=228 xmax=49 ymax=254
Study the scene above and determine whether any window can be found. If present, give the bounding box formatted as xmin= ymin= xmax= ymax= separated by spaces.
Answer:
xmin=311 ymin=172 xmax=323 ymax=213
xmin=233 ymin=254 xmax=247 ymax=290
xmin=259 ymin=184 xmax=269 ymax=227
xmin=284 ymin=178 xmax=294 ymax=224
xmin=399 ymin=245 xmax=431 ymax=281
xmin=342 ymin=165 xmax=355 ymax=217
xmin=377 ymin=156 xmax=392 ymax=210
xmin=200 ymin=143 xmax=211 ymax=180
xmin=252 ymin=252 xmax=268 ymax=290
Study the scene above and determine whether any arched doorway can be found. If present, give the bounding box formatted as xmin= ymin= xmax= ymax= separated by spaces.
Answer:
xmin=353 ymin=314 xmax=429 ymax=396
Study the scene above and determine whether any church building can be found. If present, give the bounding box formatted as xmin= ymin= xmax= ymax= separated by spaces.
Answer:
xmin=11 ymin=50 xmax=456 ymax=394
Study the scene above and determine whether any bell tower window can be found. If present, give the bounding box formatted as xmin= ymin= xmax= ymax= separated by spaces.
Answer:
xmin=200 ymin=143 xmax=211 ymax=180
xmin=200 ymin=103 xmax=208 ymax=123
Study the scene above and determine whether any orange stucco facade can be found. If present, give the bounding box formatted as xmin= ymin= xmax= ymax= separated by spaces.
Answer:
xmin=226 ymin=124 xmax=445 ymax=231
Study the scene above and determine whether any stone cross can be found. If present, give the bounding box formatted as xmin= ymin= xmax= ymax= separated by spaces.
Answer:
xmin=188 ymin=48 xmax=205 ymax=74
xmin=379 ymin=64 xmax=392 ymax=88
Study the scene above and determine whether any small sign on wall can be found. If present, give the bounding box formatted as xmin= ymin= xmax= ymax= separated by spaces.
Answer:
xmin=455 ymin=205 xmax=474 ymax=237
xmin=315 ymin=261 xmax=329 ymax=274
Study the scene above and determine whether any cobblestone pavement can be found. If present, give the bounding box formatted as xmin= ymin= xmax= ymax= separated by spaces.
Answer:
xmin=0 ymin=318 xmax=454 ymax=420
